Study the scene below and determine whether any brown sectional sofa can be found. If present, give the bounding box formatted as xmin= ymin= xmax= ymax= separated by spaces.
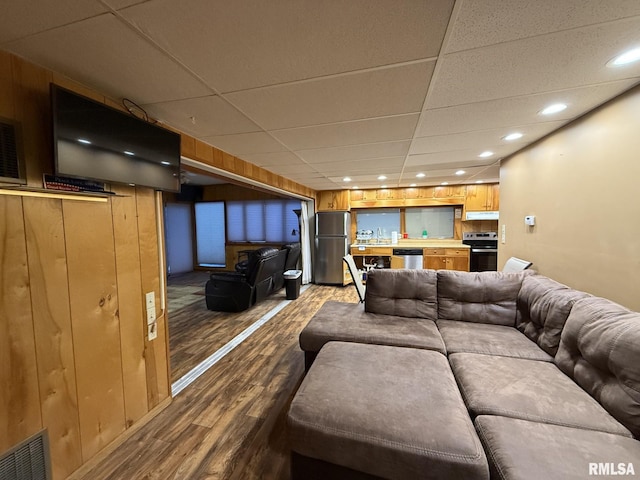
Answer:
xmin=288 ymin=269 xmax=640 ymax=479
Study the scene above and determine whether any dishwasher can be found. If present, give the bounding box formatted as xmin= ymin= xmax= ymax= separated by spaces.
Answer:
xmin=392 ymin=248 xmax=424 ymax=269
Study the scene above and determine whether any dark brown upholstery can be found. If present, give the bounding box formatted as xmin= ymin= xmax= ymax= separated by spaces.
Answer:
xmin=555 ymin=296 xmax=640 ymax=438
xmin=365 ymin=269 xmax=438 ymax=319
xmin=437 ymin=270 xmax=529 ymax=326
xmin=516 ymin=274 xmax=591 ymax=356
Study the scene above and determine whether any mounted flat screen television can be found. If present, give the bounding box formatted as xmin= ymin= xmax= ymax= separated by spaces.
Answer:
xmin=51 ymin=84 xmax=181 ymax=192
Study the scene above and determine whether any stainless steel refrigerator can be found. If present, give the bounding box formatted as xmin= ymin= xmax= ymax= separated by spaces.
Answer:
xmin=315 ymin=211 xmax=351 ymax=285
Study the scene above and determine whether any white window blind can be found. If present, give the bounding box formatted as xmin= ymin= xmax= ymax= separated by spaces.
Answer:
xmin=227 ymin=199 xmax=301 ymax=243
xmin=405 ymin=207 xmax=454 ymax=239
xmin=195 ymin=202 xmax=226 ymax=267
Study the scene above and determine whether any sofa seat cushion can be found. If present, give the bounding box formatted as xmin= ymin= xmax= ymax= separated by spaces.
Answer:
xmin=450 ymin=353 xmax=632 ymax=437
xmin=475 ymin=415 xmax=640 ymax=480
xmin=437 ymin=320 xmax=553 ymax=362
xmin=516 ymin=274 xmax=590 ymax=356
xmin=299 ymin=301 xmax=445 ymax=354
xmin=288 ymin=342 xmax=489 ymax=480
xmin=437 ymin=271 xmax=530 ymax=326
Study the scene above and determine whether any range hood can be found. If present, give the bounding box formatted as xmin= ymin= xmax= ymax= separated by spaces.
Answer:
xmin=465 ymin=211 xmax=499 ymax=221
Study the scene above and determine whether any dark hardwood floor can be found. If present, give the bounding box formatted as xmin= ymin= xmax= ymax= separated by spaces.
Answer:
xmin=76 ymin=282 xmax=358 ymax=479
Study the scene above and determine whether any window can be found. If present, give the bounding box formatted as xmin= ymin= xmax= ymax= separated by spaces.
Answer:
xmin=195 ymin=202 xmax=226 ymax=267
xmin=405 ymin=207 xmax=454 ymax=239
xmin=226 ymin=199 xmax=301 ymax=243
xmin=356 ymin=208 xmax=401 ymax=239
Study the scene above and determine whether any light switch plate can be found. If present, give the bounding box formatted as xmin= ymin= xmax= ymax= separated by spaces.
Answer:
xmin=148 ymin=322 xmax=157 ymax=341
xmin=146 ymin=306 xmax=156 ymax=325
xmin=145 ymin=291 xmax=155 ymax=311
xmin=501 ymin=224 xmax=506 ymax=244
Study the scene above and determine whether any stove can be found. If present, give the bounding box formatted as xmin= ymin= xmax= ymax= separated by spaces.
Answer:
xmin=463 ymin=232 xmax=498 ymax=272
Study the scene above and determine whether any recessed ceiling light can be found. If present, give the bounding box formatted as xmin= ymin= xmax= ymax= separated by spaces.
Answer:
xmin=540 ymin=103 xmax=567 ymax=115
xmin=378 ymin=175 xmax=387 ymax=180
xmin=410 ymin=183 xmax=417 ymax=187
xmin=503 ymin=132 xmax=523 ymax=141
xmin=129 ymin=183 xmax=136 ymax=187
xmin=124 ymin=150 xmax=135 ymax=156
xmin=476 ymin=180 xmax=484 ymax=184
xmin=478 ymin=151 xmax=494 ymax=158
xmin=455 ymin=170 xmax=466 ymax=175
xmin=343 ymin=177 xmax=351 ymax=182
xmin=380 ymin=185 xmax=387 ymax=188
xmin=77 ymin=138 xmax=91 ymax=145
xmin=352 ymin=185 xmax=359 ymax=189
xmin=161 ymin=161 xmax=171 ymax=166
xmin=608 ymin=47 xmax=640 ymax=67
xmin=441 ymin=182 xmax=449 ymax=186
xmin=416 ymin=173 xmax=426 ymax=178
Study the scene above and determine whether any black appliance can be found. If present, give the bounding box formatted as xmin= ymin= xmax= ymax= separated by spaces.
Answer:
xmin=463 ymin=232 xmax=498 ymax=272
xmin=51 ymin=84 xmax=181 ymax=192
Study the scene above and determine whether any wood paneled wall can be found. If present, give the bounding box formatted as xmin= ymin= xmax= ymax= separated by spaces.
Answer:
xmin=0 ymin=51 xmax=169 ymax=479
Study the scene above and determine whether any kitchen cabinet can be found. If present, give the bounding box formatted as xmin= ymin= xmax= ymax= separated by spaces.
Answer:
xmin=423 ymin=248 xmax=469 ymax=271
xmin=390 ymin=255 xmax=404 ymax=269
xmin=317 ymin=190 xmax=350 ymax=211
xmin=464 ymin=184 xmax=499 ymax=212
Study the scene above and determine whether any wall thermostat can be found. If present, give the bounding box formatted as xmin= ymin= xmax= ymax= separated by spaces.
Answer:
xmin=524 ymin=215 xmax=536 ymax=226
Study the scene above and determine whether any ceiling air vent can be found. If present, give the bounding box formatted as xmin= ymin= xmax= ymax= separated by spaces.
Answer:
xmin=0 ymin=430 xmax=52 ymax=480
xmin=0 ymin=118 xmax=26 ymax=184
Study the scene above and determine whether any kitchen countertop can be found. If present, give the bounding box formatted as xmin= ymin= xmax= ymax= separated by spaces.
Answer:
xmin=351 ymin=240 xmax=470 ymax=249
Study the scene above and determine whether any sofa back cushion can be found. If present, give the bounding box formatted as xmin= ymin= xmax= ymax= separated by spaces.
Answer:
xmin=437 ymin=271 xmax=527 ymax=326
xmin=555 ymin=297 xmax=640 ymax=438
xmin=516 ymin=275 xmax=590 ymax=356
xmin=365 ymin=269 xmax=437 ymax=319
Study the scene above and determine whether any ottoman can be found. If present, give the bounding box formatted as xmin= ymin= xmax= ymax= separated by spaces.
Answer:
xmin=287 ymin=342 xmax=489 ymax=480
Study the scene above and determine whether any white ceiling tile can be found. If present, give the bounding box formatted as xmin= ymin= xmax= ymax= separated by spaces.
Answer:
xmin=428 ymin=18 xmax=640 ymax=109
xmin=409 ymin=123 xmax=567 ymax=155
xmin=328 ymin=173 xmax=400 ymax=183
xmin=225 ymin=61 xmax=434 ymax=130
xmin=404 ymin=160 xmax=497 ymax=173
xmin=241 ymin=151 xmax=303 ymax=167
xmin=446 ymin=0 xmax=640 ymax=53
xmin=0 ymin=0 xmax=106 ymax=44
xmin=264 ymin=164 xmax=319 ymax=175
xmin=119 ymin=0 xmax=452 ymax=92
xmin=271 ymin=114 xmax=419 ymax=150
xmin=315 ymin=157 xmax=406 ymax=176
xmin=201 ymin=132 xmax=287 ymax=156
xmin=406 ymin=148 xmax=513 ymax=167
xmin=419 ymin=81 xmax=638 ymax=137
xmin=5 ymin=13 xmax=211 ymax=104
xmin=142 ymin=95 xmax=259 ymax=137
xmin=296 ymin=141 xmax=410 ymax=164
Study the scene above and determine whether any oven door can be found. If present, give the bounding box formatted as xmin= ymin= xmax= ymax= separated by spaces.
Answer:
xmin=469 ymin=248 xmax=498 ymax=272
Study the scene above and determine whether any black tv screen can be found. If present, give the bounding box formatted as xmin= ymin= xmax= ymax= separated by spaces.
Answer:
xmin=51 ymin=84 xmax=181 ymax=192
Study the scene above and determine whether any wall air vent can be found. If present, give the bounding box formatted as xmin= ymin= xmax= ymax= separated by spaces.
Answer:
xmin=0 ymin=118 xmax=26 ymax=184
xmin=0 ymin=430 xmax=52 ymax=480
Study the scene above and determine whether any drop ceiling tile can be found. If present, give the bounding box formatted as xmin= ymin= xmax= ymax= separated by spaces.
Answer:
xmin=404 ymin=160 xmax=497 ymax=174
xmin=202 ymin=132 xmax=287 ymax=156
xmin=5 ymin=13 xmax=210 ymax=104
xmin=142 ymin=95 xmax=259 ymax=137
xmin=406 ymin=148 xmax=513 ymax=167
xmin=315 ymin=157 xmax=406 ymax=176
xmin=0 ymin=0 xmax=106 ymax=44
xmin=409 ymin=123 xmax=567 ymax=155
xmin=428 ymin=17 xmax=640 ymax=109
xmin=103 ymin=0 xmax=149 ymax=9
xmin=225 ymin=61 xmax=434 ymax=130
xmin=446 ymin=0 xmax=640 ymax=53
xmin=241 ymin=151 xmax=303 ymax=167
xmin=296 ymin=141 xmax=411 ymax=164
xmin=418 ymin=81 xmax=637 ymax=137
xmin=271 ymin=114 xmax=419 ymax=150
xmin=120 ymin=0 xmax=452 ymax=92
xmin=328 ymin=173 xmax=400 ymax=183
xmin=265 ymin=164 xmax=319 ymax=175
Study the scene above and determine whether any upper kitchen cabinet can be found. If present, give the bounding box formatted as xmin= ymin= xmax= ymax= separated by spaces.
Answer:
xmin=464 ymin=184 xmax=499 ymax=212
xmin=317 ymin=190 xmax=351 ymax=211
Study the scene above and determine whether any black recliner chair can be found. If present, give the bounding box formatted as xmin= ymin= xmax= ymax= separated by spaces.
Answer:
xmin=205 ymin=247 xmax=289 ymax=312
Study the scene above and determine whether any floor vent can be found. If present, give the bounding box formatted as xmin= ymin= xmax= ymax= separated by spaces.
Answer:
xmin=0 ymin=430 xmax=51 ymax=480
xmin=0 ymin=118 xmax=25 ymax=184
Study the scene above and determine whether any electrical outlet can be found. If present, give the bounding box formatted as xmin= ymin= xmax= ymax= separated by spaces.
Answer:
xmin=501 ymin=224 xmax=506 ymax=244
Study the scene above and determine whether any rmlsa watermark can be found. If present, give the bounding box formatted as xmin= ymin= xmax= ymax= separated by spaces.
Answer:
xmin=589 ymin=463 xmax=635 ymax=476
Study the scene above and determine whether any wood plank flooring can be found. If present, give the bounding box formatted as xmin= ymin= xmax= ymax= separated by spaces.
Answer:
xmin=75 ymin=283 xmax=358 ymax=479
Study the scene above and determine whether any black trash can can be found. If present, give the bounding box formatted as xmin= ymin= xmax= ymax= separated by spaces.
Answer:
xmin=284 ymin=270 xmax=302 ymax=300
